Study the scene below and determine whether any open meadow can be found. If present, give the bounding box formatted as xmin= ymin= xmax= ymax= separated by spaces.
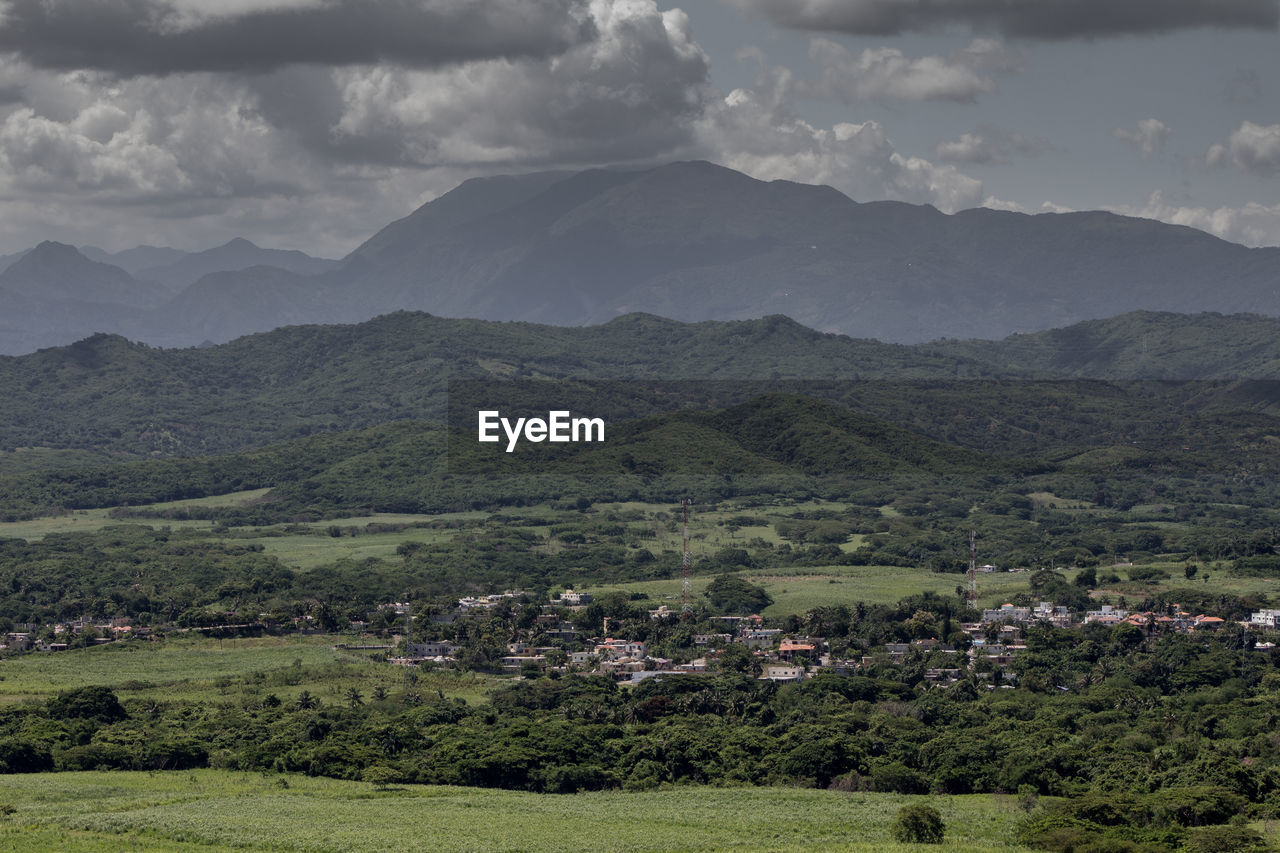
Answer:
xmin=584 ymin=564 xmax=1037 ymax=615
xmin=0 ymin=769 xmax=1038 ymax=852
xmin=0 ymin=635 xmax=492 ymax=707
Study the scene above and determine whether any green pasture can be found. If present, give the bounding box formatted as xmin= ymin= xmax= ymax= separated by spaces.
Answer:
xmin=0 ymin=509 xmax=214 ymax=541
xmin=587 ymin=564 xmax=1034 ymax=615
xmin=0 ymin=770 xmax=1036 ymax=852
xmin=0 ymin=636 xmax=346 ymax=703
xmin=0 ymin=489 xmax=273 ymax=540
xmin=0 ymin=634 xmax=493 ymax=708
xmin=1026 ymin=491 xmax=1094 ymax=510
xmin=228 ymin=525 xmax=451 ymax=571
xmin=1091 ymin=561 xmax=1280 ymax=604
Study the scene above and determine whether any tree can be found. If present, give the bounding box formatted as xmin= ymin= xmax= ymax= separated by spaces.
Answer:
xmin=890 ymin=804 xmax=945 ymax=844
xmin=46 ymin=686 xmax=127 ymax=722
xmin=714 ymin=642 xmax=759 ymax=675
xmin=705 ymin=575 xmax=772 ymax=614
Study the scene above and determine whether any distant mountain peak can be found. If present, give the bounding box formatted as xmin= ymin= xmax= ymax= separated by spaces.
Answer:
xmin=219 ymin=237 xmax=258 ymax=250
xmin=8 ymin=241 xmax=114 ymax=276
xmin=27 ymin=240 xmax=87 ymax=259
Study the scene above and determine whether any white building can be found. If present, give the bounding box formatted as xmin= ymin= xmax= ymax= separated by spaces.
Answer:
xmin=1250 ymin=609 xmax=1280 ymax=629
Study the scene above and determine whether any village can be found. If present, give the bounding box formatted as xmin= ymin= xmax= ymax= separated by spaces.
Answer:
xmin=373 ymin=589 xmax=1280 ymax=689
xmin=6 ymin=584 xmax=1278 ymax=693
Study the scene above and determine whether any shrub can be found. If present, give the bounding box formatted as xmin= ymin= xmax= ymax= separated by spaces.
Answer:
xmin=871 ymin=762 xmax=930 ymax=795
xmin=890 ymin=803 xmax=945 ymax=844
xmin=1180 ymin=825 xmax=1269 ymax=853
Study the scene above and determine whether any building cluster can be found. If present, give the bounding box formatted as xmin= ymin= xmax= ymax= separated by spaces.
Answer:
xmin=379 ymin=589 xmax=1280 ymax=689
xmin=1 ymin=618 xmax=151 ymax=654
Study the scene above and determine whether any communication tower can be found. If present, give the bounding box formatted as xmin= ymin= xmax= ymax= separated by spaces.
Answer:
xmin=681 ymin=498 xmax=693 ymax=614
xmin=967 ymin=530 xmax=977 ymax=607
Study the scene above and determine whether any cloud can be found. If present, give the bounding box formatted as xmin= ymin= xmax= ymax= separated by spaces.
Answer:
xmin=693 ymin=84 xmax=983 ymax=212
xmin=724 ymin=0 xmax=1280 ymax=39
xmin=1208 ymin=120 xmax=1280 ymax=175
xmin=980 ymin=195 xmax=1022 ymax=211
xmin=1114 ymin=118 xmax=1171 ymax=157
xmin=323 ymin=1 xmax=709 ymax=168
xmin=802 ymin=38 xmax=1002 ymax=103
xmin=732 ymin=37 xmax=1022 ymax=106
xmin=1107 ymin=190 xmax=1280 ymax=247
xmin=934 ymin=125 xmax=1050 ymax=165
xmin=0 ymin=0 xmax=594 ymax=75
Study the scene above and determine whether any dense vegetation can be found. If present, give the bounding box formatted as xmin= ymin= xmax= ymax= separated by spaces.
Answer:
xmin=4 ymin=310 xmax=1280 ymax=463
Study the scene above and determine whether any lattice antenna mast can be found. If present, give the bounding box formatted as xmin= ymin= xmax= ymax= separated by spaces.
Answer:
xmin=681 ymin=498 xmax=693 ymax=614
xmin=967 ymin=530 xmax=977 ymax=607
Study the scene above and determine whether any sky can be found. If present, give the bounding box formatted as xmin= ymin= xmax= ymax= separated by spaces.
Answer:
xmin=0 ymin=0 xmax=1276 ymax=258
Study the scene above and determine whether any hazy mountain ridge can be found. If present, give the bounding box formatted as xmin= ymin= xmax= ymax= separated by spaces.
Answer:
xmin=0 ymin=240 xmax=337 ymax=354
xmin=2 ymin=161 xmax=1279 ymax=354
xmin=136 ymin=237 xmax=337 ymax=292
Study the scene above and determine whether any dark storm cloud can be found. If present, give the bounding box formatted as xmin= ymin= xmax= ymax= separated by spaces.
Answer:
xmin=0 ymin=0 xmax=594 ymax=75
xmin=729 ymin=0 xmax=1279 ymax=39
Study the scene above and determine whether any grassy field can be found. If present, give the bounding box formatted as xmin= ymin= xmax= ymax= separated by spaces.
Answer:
xmin=0 ymin=635 xmax=492 ymax=707
xmin=227 ymin=525 xmax=450 ymax=571
xmin=587 ymin=564 xmax=1037 ymax=615
xmin=0 ymin=770 xmax=1037 ymax=852
xmin=0 ymin=489 xmax=275 ymax=540
xmin=0 ymin=508 xmax=216 ymax=540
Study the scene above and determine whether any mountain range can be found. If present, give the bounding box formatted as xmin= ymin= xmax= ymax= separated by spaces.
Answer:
xmin=1 ymin=161 xmax=1279 ymax=354
xmin=3 ymin=309 xmax=1280 ymax=469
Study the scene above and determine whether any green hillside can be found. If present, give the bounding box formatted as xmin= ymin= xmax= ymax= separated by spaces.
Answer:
xmin=8 ymin=310 xmax=1280 ymax=468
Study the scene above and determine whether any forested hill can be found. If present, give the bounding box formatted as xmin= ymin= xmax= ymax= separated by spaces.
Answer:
xmin=0 ymin=394 xmax=1027 ymax=520
xmin=3 ymin=310 xmax=1280 ymax=463
xmin=928 ymin=311 xmax=1280 ymax=379
xmin=0 ymin=311 xmax=991 ymax=458
xmin=5 ymin=384 xmax=1278 ymax=527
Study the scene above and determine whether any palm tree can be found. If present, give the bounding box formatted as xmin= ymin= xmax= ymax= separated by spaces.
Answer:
xmin=295 ymin=690 xmax=318 ymax=710
xmin=345 ymin=688 xmax=364 ymax=708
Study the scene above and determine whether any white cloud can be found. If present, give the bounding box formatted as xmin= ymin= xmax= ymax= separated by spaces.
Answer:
xmin=693 ymin=86 xmax=983 ymax=211
xmin=936 ymin=132 xmax=994 ymax=164
xmin=327 ymin=0 xmax=708 ymax=167
xmin=1107 ymin=190 xmax=1280 ymax=247
xmin=804 ymin=38 xmax=995 ymax=103
xmin=981 ymin=195 xmax=1023 ymax=211
xmin=1114 ymin=118 xmax=1170 ymax=157
xmin=1209 ymin=121 xmax=1280 ymax=176
xmin=934 ymin=125 xmax=1049 ymax=165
